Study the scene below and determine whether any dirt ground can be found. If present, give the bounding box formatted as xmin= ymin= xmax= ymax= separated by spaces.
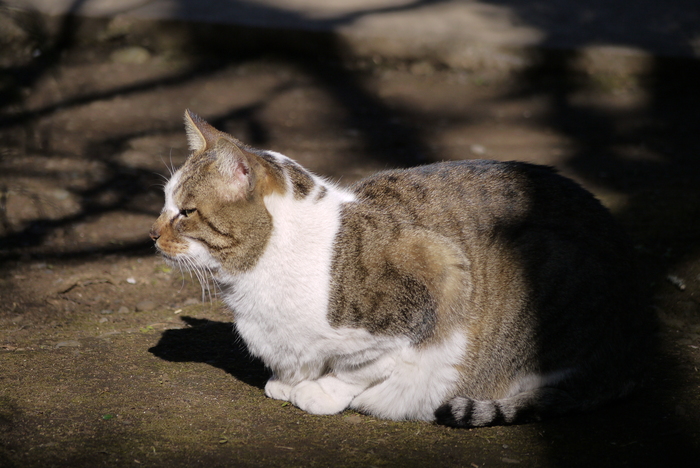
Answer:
xmin=1 ymin=11 xmax=700 ymax=468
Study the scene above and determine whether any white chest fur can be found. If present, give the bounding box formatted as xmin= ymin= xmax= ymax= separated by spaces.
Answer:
xmin=219 ymin=180 xmax=379 ymax=380
xmin=218 ymin=174 xmax=464 ymax=421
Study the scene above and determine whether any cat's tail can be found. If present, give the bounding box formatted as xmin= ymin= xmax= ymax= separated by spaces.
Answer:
xmin=434 ymin=386 xmax=621 ymax=428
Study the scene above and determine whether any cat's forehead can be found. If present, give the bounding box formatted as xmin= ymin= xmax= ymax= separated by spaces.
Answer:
xmin=162 ymin=170 xmax=183 ymax=213
xmin=163 ymin=156 xmax=214 ymax=206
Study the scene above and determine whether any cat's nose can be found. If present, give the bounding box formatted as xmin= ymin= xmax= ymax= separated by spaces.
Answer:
xmin=151 ymin=215 xmax=168 ymax=242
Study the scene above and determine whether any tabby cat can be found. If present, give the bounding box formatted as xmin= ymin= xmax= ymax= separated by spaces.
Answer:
xmin=150 ymin=110 xmax=651 ymax=427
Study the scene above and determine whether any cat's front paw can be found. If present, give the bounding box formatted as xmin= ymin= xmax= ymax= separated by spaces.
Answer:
xmin=265 ymin=378 xmax=293 ymax=401
xmin=290 ymin=379 xmax=352 ymax=415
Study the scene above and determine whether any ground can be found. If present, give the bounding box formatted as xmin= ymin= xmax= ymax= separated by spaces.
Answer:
xmin=1 ymin=11 xmax=700 ymax=468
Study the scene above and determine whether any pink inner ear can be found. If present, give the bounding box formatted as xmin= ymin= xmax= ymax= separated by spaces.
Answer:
xmin=237 ymin=159 xmax=250 ymax=177
xmin=214 ymin=141 xmax=255 ymax=200
xmin=230 ymin=158 xmax=251 ymax=188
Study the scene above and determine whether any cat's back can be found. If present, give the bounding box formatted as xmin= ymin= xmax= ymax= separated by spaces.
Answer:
xmin=343 ymin=159 xmax=616 ymax=246
xmin=329 ymin=160 xmax=647 ymax=352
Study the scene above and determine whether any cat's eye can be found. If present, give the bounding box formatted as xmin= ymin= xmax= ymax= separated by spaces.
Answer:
xmin=179 ymin=208 xmax=196 ymax=217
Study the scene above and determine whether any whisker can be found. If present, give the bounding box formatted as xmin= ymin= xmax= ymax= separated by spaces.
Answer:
xmin=204 ymin=265 xmax=220 ymax=298
xmin=208 ymin=266 xmax=222 ymax=298
xmin=176 ymin=260 xmax=187 ymax=292
xmin=179 ymin=257 xmax=198 ymax=293
xmin=194 ymin=266 xmax=208 ymax=302
xmin=200 ymin=264 xmax=215 ymax=304
xmin=183 ymin=256 xmax=208 ymax=303
xmin=168 ymin=149 xmax=177 ymax=176
xmin=162 ymin=252 xmax=220 ymax=308
xmin=152 ymin=172 xmax=169 ymax=184
xmin=197 ymin=266 xmax=209 ymax=300
xmin=159 ymin=151 xmax=177 ymax=178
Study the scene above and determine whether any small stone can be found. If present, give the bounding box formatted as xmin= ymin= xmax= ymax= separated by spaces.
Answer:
xmin=100 ymin=15 xmax=135 ymax=41
xmin=409 ymin=61 xmax=435 ymax=76
xmin=110 ymin=46 xmax=151 ymax=64
xmin=99 ymin=317 xmax=109 ymax=323
xmin=135 ymin=300 xmax=157 ymax=312
xmin=117 ymin=306 xmax=130 ymax=314
xmin=470 ymin=144 xmax=486 ymax=155
xmin=183 ymin=298 xmax=200 ymax=306
xmin=126 ymin=277 xmax=137 ymax=284
xmin=344 ymin=414 xmax=363 ymax=424
xmin=98 ymin=331 xmax=122 ymax=339
xmin=51 ymin=189 xmax=71 ymax=201
xmin=667 ymin=274 xmax=686 ymax=291
xmin=55 ymin=340 xmax=81 ymax=348
xmin=100 ymin=309 xmax=113 ymax=315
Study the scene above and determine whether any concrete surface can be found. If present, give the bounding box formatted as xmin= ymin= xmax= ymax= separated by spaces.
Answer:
xmin=10 ymin=0 xmax=700 ymax=71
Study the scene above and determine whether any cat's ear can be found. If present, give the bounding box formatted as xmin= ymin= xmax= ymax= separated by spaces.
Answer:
xmin=184 ymin=109 xmax=219 ymax=153
xmin=213 ymin=138 xmax=255 ymax=197
xmin=183 ymin=110 xmax=257 ymax=198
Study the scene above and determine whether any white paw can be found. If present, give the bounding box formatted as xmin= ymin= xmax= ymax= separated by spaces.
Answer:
xmin=290 ymin=380 xmax=350 ymax=415
xmin=264 ymin=378 xmax=293 ymax=401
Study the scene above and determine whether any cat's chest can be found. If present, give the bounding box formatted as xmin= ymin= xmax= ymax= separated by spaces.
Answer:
xmin=223 ymin=256 xmax=331 ymax=327
xmin=219 ymin=213 xmax=340 ymax=356
xmin=223 ymin=266 xmax=405 ymax=376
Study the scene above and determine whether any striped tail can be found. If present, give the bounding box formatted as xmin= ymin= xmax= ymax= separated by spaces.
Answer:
xmin=435 ymin=388 xmax=581 ymax=428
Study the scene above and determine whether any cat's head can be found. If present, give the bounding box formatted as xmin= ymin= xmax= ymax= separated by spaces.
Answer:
xmin=150 ymin=110 xmax=285 ymax=274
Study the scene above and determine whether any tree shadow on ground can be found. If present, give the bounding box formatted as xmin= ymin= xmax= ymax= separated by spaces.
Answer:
xmin=517 ymin=51 xmax=700 ymax=468
xmin=0 ymin=0 xmax=439 ymax=265
xmin=1 ymin=0 xmax=700 ymax=466
xmin=485 ymin=2 xmax=700 ymax=466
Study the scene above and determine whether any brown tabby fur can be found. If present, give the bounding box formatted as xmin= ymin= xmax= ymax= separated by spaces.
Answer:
xmin=152 ymin=111 xmax=654 ymax=427
xmin=330 ymin=162 xmax=651 ymax=410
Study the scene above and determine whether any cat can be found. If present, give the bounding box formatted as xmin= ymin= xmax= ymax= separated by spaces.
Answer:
xmin=150 ymin=110 xmax=653 ymax=427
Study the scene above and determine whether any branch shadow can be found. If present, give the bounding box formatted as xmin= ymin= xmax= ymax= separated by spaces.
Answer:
xmin=0 ymin=0 xmax=443 ymax=267
xmin=1 ymin=0 xmax=699 ymax=466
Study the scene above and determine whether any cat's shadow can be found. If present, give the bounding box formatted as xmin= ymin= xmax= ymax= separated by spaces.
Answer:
xmin=148 ymin=316 xmax=270 ymax=389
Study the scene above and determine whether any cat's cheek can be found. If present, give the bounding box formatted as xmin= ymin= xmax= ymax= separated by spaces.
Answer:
xmin=186 ymin=240 xmax=222 ymax=270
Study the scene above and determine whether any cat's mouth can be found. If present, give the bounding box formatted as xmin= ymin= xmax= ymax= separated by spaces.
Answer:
xmin=151 ymin=240 xmax=171 ymax=258
xmin=155 ymin=246 xmax=187 ymax=265
xmin=151 ymin=234 xmax=191 ymax=261
xmin=155 ymin=245 xmax=221 ymax=275
xmin=154 ymin=245 xmax=189 ymax=267
xmin=156 ymin=249 xmax=176 ymax=262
